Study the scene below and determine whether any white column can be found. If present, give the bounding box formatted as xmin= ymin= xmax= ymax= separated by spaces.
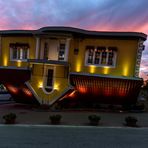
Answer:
xmin=35 ymin=37 xmax=40 ymax=59
xmin=64 ymin=38 xmax=71 ymax=61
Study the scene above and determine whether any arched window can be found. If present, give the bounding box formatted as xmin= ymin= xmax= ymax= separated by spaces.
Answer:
xmin=43 ymin=68 xmax=54 ymax=93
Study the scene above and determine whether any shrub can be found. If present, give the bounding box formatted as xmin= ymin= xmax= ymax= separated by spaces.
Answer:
xmin=88 ymin=114 xmax=101 ymax=126
xmin=3 ymin=113 xmax=17 ymax=124
xmin=49 ymin=114 xmax=62 ymax=124
xmin=125 ymin=116 xmax=138 ymax=127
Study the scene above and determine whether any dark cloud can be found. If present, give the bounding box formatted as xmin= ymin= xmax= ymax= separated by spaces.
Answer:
xmin=0 ymin=0 xmax=148 ymax=31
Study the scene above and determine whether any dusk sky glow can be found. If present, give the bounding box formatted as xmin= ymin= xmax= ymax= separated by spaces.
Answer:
xmin=0 ymin=0 xmax=148 ymax=79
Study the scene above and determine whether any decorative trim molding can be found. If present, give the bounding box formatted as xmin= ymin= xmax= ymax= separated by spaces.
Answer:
xmin=135 ymin=39 xmax=144 ymax=77
xmin=25 ymin=81 xmax=42 ymax=104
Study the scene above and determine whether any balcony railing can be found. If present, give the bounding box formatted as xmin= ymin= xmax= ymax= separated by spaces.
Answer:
xmin=28 ymin=59 xmax=69 ymax=66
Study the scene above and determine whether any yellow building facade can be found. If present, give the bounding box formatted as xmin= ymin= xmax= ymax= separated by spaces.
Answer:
xmin=0 ymin=27 xmax=147 ymax=106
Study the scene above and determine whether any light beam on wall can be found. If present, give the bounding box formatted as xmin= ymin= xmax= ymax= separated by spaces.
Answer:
xmin=3 ymin=56 xmax=8 ymax=66
xmin=54 ymin=83 xmax=59 ymax=90
xmin=90 ymin=65 xmax=95 ymax=73
xmin=123 ymin=64 xmax=129 ymax=76
xmin=38 ymin=81 xmax=43 ymax=88
xmin=22 ymin=88 xmax=32 ymax=96
xmin=76 ymin=61 xmax=82 ymax=72
xmin=17 ymin=60 xmax=22 ymax=67
xmin=7 ymin=85 xmax=18 ymax=94
xmin=103 ymin=67 xmax=110 ymax=74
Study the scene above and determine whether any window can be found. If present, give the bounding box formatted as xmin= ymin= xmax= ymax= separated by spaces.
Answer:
xmin=101 ymin=49 xmax=107 ymax=65
xmin=44 ymin=69 xmax=54 ymax=93
xmin=22 ymin=48 xmax=28 ymax=59
xmin=10 ymin=43 xmax=29 ymax=61
xmin=94 ymin=48 xmax=101 ymax=64
xmin=43 ymin=42 xmax=48 ymax=59
xmin=87 ymin=46 xmax=94 ymax=64
xmin=85 ymin=46 xmax=117 ymax=67
xmin=58 ymin=43 xmax=66 ymax=61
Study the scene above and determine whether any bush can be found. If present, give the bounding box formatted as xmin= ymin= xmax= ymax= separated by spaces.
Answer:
xmin=125 ymin=116 xmax=138 ymax=127
xmin=49 ymin=114 xmax=62 ymax=124
xmin=3 ymin=113 xmax=17 ymax=124
xmin=88 ymin=114 xmax=101 ymax=126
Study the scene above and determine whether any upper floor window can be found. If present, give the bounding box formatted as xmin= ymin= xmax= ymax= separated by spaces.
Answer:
xmin=42 ymin=40 xmax=67 ymax=61
xmin=85 ymin=46 xmax=117 ymax=67
xmin=43 ymin=42 xmax=49 ymax=60
xmin=58 ymin=43 xmax=66 ymax=61
xmin=10 ymin=43 xmax=29 ymax=61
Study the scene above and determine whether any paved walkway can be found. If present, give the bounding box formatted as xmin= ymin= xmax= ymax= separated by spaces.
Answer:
xmin=0 ymin=103 xmax=148 ymax=127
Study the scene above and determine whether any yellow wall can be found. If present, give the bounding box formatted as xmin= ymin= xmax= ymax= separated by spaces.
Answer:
xmin=1 ymin=36 xmax=139 ymax=77
xmin=29 ymin=64 xmax=69 ymax=104
xmin=69 ymin=38 xmax=139 ymax=77
xmin=1 ymin=36 xmax=36 ymax=67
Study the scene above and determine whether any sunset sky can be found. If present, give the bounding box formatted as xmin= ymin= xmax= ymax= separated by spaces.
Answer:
xmin=0 ymin=0 xmax=148 ymax=79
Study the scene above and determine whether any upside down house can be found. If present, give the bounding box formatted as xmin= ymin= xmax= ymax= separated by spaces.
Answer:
xmin=0 ymin=27 xmax=147 ymax=107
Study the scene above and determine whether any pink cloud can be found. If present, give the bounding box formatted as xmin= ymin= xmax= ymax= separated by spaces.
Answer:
xmin=0 ymin=0 xmax=147 ymax=79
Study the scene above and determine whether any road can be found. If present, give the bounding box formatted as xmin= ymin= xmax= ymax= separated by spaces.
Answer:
xmin=0 ymin=125 xmax=148 ymax=148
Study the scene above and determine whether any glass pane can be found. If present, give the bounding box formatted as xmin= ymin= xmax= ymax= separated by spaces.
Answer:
xmin=87 ymin=49 xmax=94 ymax=64
xmin=101 ymin=50 xmax=107 ymax=65
xmin=94 ymin=49 xmax=101 ymax=64
xmin=58 ymin=43 xmax=65 ymax=61
xmin=46 ymin=69 xmax=53 ymax=87
xmin=107 ymin=50 xmax=114 ymax=65
xmin=22 ymin=49 xmax=28 ymax=59
xmin=12 ymin=48 xmax=18 ymax=59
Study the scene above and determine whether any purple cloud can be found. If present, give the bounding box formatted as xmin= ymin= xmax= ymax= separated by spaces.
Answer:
xmin=0 ymin=0 xmax=147 ymax=78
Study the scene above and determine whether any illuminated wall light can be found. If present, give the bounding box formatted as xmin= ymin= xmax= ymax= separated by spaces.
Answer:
xmin=103 ymin=67 xmax=110 ymax=74
xmin=38 ymin=81 xmax=43 ymax=88
xmin=7 ymin=85 xmax=18 ymax=94
xmin=17 ymin=60 xmax=22 ymax=67
xmin=76 ymin=61 xmax=82 ymax=72
xmin=68 ymin=90 xmax=76 ymax=97
xmin=123 ymin=65 xmax=129 ymax=76
xmin=54 ymin=83 xmax=59 ymax=90
xmin=23 ymin=88 xmax=32 ymax=96
xmin=78 ymin=86 xmax=87 ymax=93
xmin=89 ymin=65 xmax=95 ymax=73
xmin=3 ymin=56 xmax=8 ymax=66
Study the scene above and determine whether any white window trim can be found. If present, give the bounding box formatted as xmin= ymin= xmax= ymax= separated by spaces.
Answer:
xmin=58 ymin=38 xmax=71 ymax=61
xmin=85 ymin=47 xmax=117 ymax=68
xmin=58 ymin=43 xmax=65 ymax=61
xmin=42 ymin=67 xmax=55 ymax=94
xmin=10 ymin=47 xmax=29 ymax=62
